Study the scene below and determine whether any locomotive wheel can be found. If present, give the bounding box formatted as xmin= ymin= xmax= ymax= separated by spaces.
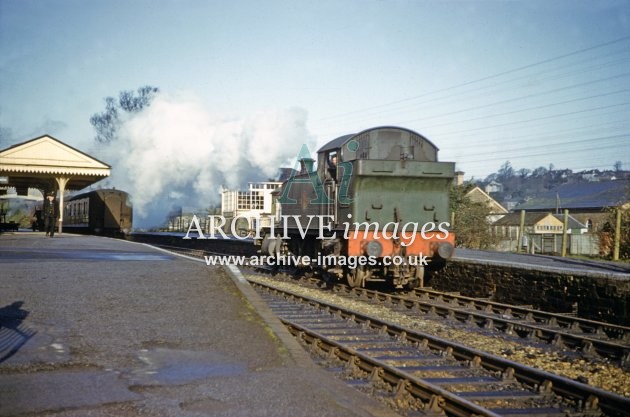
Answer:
xmin=347 ymin=266 xmax=366 ymax=288
xmin=404 ymin=266 xmax=425 ymax=290
xmin=261 ymin=235 xmax=282 ymax=258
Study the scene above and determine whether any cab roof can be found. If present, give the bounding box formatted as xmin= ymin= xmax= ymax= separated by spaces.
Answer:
xmin=317 ymin=126 xmax=439 ymax=153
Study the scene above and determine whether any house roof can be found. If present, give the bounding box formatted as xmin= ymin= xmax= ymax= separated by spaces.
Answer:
xmin=493 ymin=212 xmax=560 ymax=227
xmin=493 ymin=212 xmax=586 ymax=230
xmin=516 ymin=179 xmax=629 ymax=211
xmin=466 ymin=186 xmax=508 ymax=214
xmin=552 ymin=214 xmax=587 ymax=230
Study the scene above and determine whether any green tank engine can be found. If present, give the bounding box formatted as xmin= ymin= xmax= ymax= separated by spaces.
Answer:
xmin=257 ymin=126 xmax=455 ymax=289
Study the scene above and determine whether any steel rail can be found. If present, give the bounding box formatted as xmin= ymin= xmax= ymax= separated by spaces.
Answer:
xmin=413 ymin=288 xmax=630 ymax=340
xmin=325 ymin=283 xmax=630 ymax=364
xmin=251 ymin=280 xmax=630 ymax=417
xmin=284 ymin=320 xmax=504 ymax=417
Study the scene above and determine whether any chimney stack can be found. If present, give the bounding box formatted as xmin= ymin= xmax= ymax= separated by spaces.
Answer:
xmin=454 ymin=171 xmax=465 ymax=186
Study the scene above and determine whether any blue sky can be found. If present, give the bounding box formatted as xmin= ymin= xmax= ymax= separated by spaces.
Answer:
xmin=1 ymin=0 xmax=629 ymax=182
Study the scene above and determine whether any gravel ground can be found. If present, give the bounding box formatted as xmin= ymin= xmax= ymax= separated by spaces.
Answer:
xmin=246 ymin=273 xmax=630 ymax=398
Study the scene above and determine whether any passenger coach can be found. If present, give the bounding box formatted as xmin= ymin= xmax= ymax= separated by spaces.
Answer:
xmin=63 ymin=189 xmax=132 ymax=235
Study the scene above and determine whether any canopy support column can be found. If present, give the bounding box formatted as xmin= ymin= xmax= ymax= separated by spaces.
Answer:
xmin=55 ymin=176 xmax=70 ymax=234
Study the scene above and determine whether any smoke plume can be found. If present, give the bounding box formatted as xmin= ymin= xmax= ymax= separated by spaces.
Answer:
xmin=97 ymin=92 xmax=314 ymax=229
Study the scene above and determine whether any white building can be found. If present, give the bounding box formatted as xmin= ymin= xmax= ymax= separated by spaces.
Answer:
xmin=484 ymin=180 xmax=504 ymax=194
xmin=221 ymin=182 xmax=282 ymax=235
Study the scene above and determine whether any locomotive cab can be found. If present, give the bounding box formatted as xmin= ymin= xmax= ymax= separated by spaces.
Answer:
xmin=323 ymin=127 xmax=455 ymax=288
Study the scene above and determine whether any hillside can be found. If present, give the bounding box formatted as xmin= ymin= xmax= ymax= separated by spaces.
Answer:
xmin=473 ymin=162 xmax=629 ymax=210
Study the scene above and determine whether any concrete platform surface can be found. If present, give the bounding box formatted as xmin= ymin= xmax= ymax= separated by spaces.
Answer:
xmin=0 ymin=232 xmax=396 ymax=417
xmin=454 ymin=248 xmax=630 ymax=279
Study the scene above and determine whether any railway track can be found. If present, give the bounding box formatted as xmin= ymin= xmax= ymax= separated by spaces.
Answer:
xmin=247 ymin=274 xmax=629 ymax=417
xmin=257 ymin=271 xmax=630 ymax=368
xmin=323 ymin=282 xmax=630 ymax=367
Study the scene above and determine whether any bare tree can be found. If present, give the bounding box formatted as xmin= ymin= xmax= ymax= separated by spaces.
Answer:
xmin=90 ymin=86 xmax=159 ymax=143
xmin=497 ymin=161 xmax=514 ymax=180
xmin=532 ymin=166 xmax=548 ymax=177
xmin=119 ymin=86 xmax=159 ymax=112
xmin=517 ymin=168 xmax=531 ymax=178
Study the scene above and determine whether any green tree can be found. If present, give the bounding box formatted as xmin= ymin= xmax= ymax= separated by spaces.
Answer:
xmin=450 ymin=184 xmax=500 ymax=249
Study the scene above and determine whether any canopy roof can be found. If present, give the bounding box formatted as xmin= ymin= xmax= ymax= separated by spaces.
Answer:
xmin=0 ymin=134 xmax=110 ymax=193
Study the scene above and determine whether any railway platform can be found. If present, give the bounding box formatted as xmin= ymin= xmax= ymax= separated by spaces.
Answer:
xmin=454 ymin=248 xmax=630 ymax=278
xmin=0 ymin=232 xmax=394 ymax=417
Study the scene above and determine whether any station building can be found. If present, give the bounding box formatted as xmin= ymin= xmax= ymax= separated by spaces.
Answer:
xmin=492 ymin=212 xmax=590 ymax=254
xmin=0 ymin=135 xmax=110 ymax=232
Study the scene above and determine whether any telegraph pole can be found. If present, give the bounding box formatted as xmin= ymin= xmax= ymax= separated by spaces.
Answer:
xmin=613 ymin=207 xmax=621 ymax=261
xmin=517 ymin=210 xmax=525 ymax=253
xmin=561 ymin=209 xmax=569 ymax=257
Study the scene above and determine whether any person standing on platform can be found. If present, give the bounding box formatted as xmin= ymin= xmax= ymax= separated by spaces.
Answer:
xmin=43 ymin=192 xmax=59 ymax=237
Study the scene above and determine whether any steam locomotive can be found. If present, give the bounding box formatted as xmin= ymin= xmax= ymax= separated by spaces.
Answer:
xmin=255 ymin=126 xmax=455 ymax=289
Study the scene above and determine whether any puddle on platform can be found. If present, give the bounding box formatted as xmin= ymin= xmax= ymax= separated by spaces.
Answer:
xmin=131 ymin=348 xmax=246 ymax=386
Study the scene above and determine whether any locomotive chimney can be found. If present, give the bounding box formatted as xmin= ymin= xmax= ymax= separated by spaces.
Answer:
xmin=299 ymin=157 xmax=315 ymax=174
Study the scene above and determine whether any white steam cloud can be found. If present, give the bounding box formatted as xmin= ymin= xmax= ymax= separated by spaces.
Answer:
xmin=98 ymin=92 xmax=314 ymax=229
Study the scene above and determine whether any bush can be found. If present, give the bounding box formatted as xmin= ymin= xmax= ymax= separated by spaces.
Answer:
xmin=450 ymin=185 xmax=500 ymax=249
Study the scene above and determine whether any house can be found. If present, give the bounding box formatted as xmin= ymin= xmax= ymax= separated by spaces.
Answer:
xmin=465 ymin=186 xmax=508 ymax=223
xmin=493 ymin=212 xmax=564 ymax=239
xmin=515 ymin=179 xmax=629 ymax=232
xmin=552 ymin=214 xmax=588 ymax=234
xmin=581 ymin=170 xmax=600 ymax=182
xmin=492 ymin=212 xmax=588 ymax=254
xmin=484 ymin=180 xmax=503 ymax=194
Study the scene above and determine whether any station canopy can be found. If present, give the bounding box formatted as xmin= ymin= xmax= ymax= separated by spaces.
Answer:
xmin=0 ymin=134 xmax=110 ymax=196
